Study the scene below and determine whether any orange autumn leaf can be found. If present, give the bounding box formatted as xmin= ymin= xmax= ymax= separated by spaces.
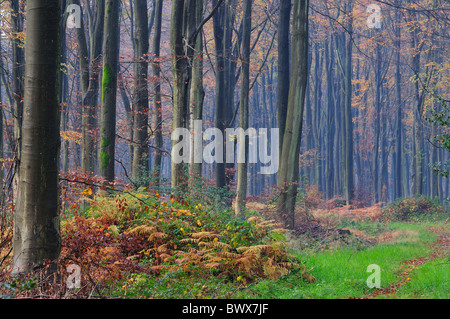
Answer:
xmin=81 ymin=188 xmax=93 ymax=196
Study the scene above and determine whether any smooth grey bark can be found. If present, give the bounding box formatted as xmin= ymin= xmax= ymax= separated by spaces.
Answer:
xmin=372 ymin=41 xmax=382 ymax=204
xmin=12 ymin=0 xmax=62 ymax=275
xmin=212 ymin=0 xmax=228 ymax=190
xmin=170 ymin=0 xmax=189 ymax=190
xmin=235 ymin=0 xmax=252 ymax=216
xmin=276 ymin=0 xmax=309 ymax=229
xmin=152 ymin=0 xmax=163 ymax=186
xmin=11 ymin=0 xmax=24 ymax=154
xmin=61 ymin=0 xmax=70 ymax=173
xmin=71 ymin=0 xmax=105 ymax=175
xmin=131 ymin=0 xmax=150 ymax=185
xmin=343 ymin=1 xmax=354 ymax=205
xmin=393 ymin=0 xmax=403 ymax=200
xmin=277 ymin=0 xmax=291 ymax=157
xmin=188 ymin=0 xmax=205 ymax=187
xmin=99 ymin=0 xmax=120 ymax=184
xmin=325 ymin=40 xmax=335 ymax=199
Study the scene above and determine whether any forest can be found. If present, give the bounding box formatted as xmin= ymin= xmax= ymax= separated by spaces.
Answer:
xmin=0 ymin=0 xmax=448 ymax=301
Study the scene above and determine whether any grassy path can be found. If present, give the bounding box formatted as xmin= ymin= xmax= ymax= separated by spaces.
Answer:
xmin=237 ymin=222 xmax=449 ymax=299
xmin=362 ymin=227 xmax=449 ymax=299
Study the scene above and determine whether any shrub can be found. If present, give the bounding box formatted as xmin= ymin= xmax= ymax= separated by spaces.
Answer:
xmin=381 ymin=195 xmax=449 ymax=222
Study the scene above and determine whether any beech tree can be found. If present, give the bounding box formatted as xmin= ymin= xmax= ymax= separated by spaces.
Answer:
xmin=131 ymin=0 xmax=150 ymax=185
xmin=235 ymin=0 xmax=252 ymax=215
xmin=99 ymin=0 xmax=120 ymax=184
xmin=152 ymin=0 xmax=164 ymax=186
xmin=277 ymin=0 xmax=310 ymax=229
xmin=12 ymin=0 xmax=62 ymax=275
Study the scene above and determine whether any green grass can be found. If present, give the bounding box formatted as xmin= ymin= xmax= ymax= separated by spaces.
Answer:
xmin=394 ymin=257 xmax=449 ymax=299
xmin=234 ymin=222 xmax=445 ymax=299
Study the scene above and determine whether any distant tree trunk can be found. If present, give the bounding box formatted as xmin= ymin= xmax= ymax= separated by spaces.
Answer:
xmin=276 ymin=0 xmax=309 ymax=229
xmin=11 ymin=0 xmax=25 ymax=152
xmin=72 ymin=0 xmax=105 ymax=175
xmin=277 ymin=0 xmax=291 ymax=157
xmin=312 ymin=43 xmax=323 ymax=191
xmin=189 ymin=0 xmax=205 ymax=188
xmin=410 ymin=15 xmax=423 ymax=195
xmin=343 ymin=1 xmax=354 ymax=205
xmin=61 ymin=0 xmax=70 ymax=173
xmin=235 ymin=0 xmax=252 ymax=216
xmin=170 ymin=0 xmax=190 ymax=190
xmin=131 ymin=0 xmax=150 ymax=185
xmin=393 ymin=0 xmax=403 ymax=200
xmin=99 ymin=0 xmax=120 ymax=184
xmin=11 ymin=0 xmax=25 ymax=199
xmin=372 ymin=41 xmax=382 ymax=204
xmin=325 ymin=40 xmax=335 ymax=199
xmin=333 ymin=61 xmax=342 ymax=196
xmin=213 ymin=0 xmax=228 ymax=190
xmin=12 ymin=0 xmax=61 ymax=275
xmin=152 ymin=0 xmax=163 ymax=186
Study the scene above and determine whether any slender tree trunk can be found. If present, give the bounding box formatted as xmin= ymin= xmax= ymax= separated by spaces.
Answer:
xmin=411 ymin=17 xmax=423 ymax=195
xmin=372 ymin=41 xmax=382 ymax=203
xmin=312 ymin=44 xmax=323 ymax=191
xmin=235 ymin=0 xmax=252 ymax=216
xmin=73 ymin=0 xmax=105 ymax=175
xmin=343 ymin=1 xmax=354 ymax=205
xmin=277 ymin=0 xmax=291 ymax=156
xmin=170 ymin=0 xmax=190 ymax=190
xmin=12 ymin=0 xmax=61 ymax=275
xmin=152 ymin=0 xmax=163 ymax=186
xmin=212 ymin=0 xmax=228 ymax=190
xmin=325 ymin=40 xmax=335 ymax=199
xmin=99 ymin=0 xmax=120 ymax=184
xmin=276 ymin=0 xmax=309 ymax=229
xmin=189 ymin=0 xmax=205 ymax=188
xmin=61 ymin=0 xmax=70 ymax=173
xmin=131 ymin=0 xmax=150 ymax=185
xmin=11 ymin=0 xmax=25 ymax=201
xmin=393 ymin=0 xmax=403 ymax=200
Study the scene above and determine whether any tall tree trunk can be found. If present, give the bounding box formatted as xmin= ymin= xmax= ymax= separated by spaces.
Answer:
xmin=235 ymin=0 xmax=252 ymax=216
xmin=99 ymin=0 xmax=120 ymax=184
xmin=312 ymin=44 xmax=323 ymax=191
xmin=170 ymin=0 xmax=189 ymax=190
xmin=189 ymin=0 xmax=205 ymax=188
xmin=277 ymin=0 xmax=291 ymax=157
xmin=152 ymin=0 xmax=164 ymax=186
xmin=212 ymin=0 xmax=228 ymax=190
xmin=325 ymin=40 xmax=335 ymax=199
xmin=372 ymin=41 xmax=382 ymax=203
xmin=411 ymin=15 xmax=423 ymax=195
xmin=276 ymin=0 xmax=309 ymax=229
xmin=72 ymin=0 xmax=105 ymax=175
xmin=131 ymin=0 xmax=150 ymax=185
xmin=11 ymin=0 xmax=25 ymax=200
xmin=393 ymin=0 xmax=403 ymax=200
xmin=61 ymin=0 xmax=70 ymax=173
xmin=11 ymin=0 xmax=25 ymax=153
xmin=12 ymin=0 xmax=61 ymax=275
xmin=343 ymin=1 xmax=354 ymax=205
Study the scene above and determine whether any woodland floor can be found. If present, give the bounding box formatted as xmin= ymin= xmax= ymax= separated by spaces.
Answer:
xmin=0 ymin=193 xmax=448 ymax=299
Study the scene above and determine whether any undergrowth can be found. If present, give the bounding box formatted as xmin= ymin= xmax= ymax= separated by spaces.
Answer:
xmin=381 ymin=195 xmax=449 ymax=223
xmin=0 ymin=188 xmax=314 ymax=299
